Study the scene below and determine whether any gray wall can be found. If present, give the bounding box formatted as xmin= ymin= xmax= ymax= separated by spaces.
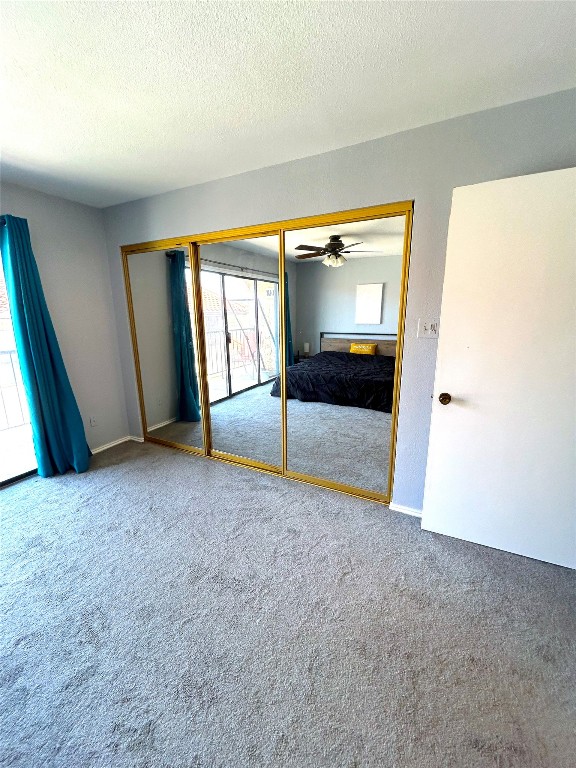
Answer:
xmin=128 ymin=251 xmax=178 ymax=429
xmin=0 ymin=182 xmax=127 ymax=450
xmin=294 ymin=255 xmax=402 ymax=356
xmin=201 ymin=241 xmax=279 ymax=277
xmin=2 ymin=92 xmax=573 ymax=506
xmin=72 ymin=90 xmax=564 ymax=508
xmin=104 ymin=89 xmax=576 ymax=510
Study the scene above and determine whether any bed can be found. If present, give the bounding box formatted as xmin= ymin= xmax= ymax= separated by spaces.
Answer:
xmin=270 ymin=336 xmax=397 ymax=413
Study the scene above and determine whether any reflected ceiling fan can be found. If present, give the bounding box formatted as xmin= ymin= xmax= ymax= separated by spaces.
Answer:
xmin=294 ymin=235 xmax=377 ymax=268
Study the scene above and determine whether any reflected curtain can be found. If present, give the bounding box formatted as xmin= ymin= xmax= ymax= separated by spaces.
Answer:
xmin=284 ymin=272 xmax=294 ymax=367
xmin=166 ymin=250 xmax=201 ymax=422
xmin=0 ymin=215 xmax=90 ymax=477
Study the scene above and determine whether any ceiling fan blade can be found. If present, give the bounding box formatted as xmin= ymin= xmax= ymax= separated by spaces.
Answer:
xmin=335 ymin=241 xmax=362 ymax=251
xmin=295 ymin=252 xmax=324 ymax=260
xmin=341 ymin=249 xmax=379 ymax=254
xmin=295 ymin=244 xmax=325 ymax=252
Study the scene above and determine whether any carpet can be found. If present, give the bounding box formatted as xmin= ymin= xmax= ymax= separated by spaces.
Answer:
xmin=1 ymin=442 xmax=574 ymax=767
xmin=150 ymin=385 xmax=391 ymax=494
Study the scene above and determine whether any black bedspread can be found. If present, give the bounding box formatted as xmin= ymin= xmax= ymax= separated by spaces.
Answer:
xmin=270 ymin=351 xmax=395 ymax=412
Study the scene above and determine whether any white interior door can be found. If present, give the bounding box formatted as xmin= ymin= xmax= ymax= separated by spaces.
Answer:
xmin=421 ymin=168 xmax=575 ymax=568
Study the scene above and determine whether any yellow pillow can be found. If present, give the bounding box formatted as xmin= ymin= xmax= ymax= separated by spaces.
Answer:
xmin=350 ymin=342 xmax=377 ymax=355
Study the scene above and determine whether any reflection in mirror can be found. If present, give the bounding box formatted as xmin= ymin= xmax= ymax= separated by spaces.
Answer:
xmin=127 ymin=247 xmax=204 ymax=450
xmin=284 ymin=216 xmax=407 ymax=496
xmin=199 ymin=236 xmax=282 ymax=467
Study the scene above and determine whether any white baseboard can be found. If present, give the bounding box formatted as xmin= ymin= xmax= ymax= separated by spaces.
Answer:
xmin=389 ymin=502 xmax=422 ymax=518
xmin=91 ymin=435 xmax=143 ymax=454
xmin=148 ymin=417 xmax=177 ymax=431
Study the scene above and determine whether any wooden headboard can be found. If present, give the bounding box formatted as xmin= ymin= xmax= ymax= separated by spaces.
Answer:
xmin=320 ymin=335 xmax=397 ymax=357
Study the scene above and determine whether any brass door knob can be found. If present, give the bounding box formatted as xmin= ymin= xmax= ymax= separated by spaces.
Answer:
xmin=438 ymin=392 xmax=452 ymax=405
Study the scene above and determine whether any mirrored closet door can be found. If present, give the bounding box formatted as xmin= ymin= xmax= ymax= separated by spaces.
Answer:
xmin=122 ymin=201 xmax=412 ymax=505
xmin=199 ymin=235 xmax=282 ymax=469
xmin=283 ymin=214 xmax=409 ymax=499
xmin=124 ymin=246 xmax=205 ymax=452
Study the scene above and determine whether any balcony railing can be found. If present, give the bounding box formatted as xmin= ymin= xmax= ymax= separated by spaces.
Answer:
xmin=0 ymin=350 xmax=30 ymax=432
xmin=204 ymin=328 xmax=278 ymax=379
xmin=204 ymin=329 xmax=229 ymax=378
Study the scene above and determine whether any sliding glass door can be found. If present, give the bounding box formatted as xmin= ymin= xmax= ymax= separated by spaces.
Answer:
xmin=224 ymin=275 xmax=259 ymax=395
xmin=0 ymin=265 xmax=36 ymax=483
xmin=200 ymin=270 xmax=279 ymax=403
xmin=199 ymin=270 xmax=228 ymax=403
xmin=257 ymin=280 xmax=280 ymax=381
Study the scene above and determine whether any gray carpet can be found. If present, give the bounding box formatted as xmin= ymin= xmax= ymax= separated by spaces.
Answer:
xmin=1 ymin=442 xmax=575 ymax=768
xmin=151 ymin=385 xmax=391 ymax=493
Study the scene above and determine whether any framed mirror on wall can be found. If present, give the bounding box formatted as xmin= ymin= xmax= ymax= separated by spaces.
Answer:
xmin=121 ymin=200 xmax=412 ymax=505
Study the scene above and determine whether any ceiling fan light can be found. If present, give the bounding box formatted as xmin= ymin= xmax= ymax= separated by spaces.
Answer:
xmin=322 ymin=254 xmax=346 ymax=268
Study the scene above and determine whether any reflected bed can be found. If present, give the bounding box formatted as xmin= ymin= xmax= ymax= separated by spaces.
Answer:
xmin=271 ymin=336 xmax=397 ymax=413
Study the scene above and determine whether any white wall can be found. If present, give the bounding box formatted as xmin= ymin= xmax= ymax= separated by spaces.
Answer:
xmin=294 ymin=255 xmax=402 ymax=356
xmin=0 ymin=182 xmax=127 ymax=450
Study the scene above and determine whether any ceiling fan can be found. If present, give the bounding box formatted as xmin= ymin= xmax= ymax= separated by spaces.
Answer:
xmin=294 ymin=235 xmax=377 ymax=268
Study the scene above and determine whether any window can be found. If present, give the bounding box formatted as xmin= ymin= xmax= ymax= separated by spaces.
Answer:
xmin=0 ymin=263 xmax=36 ymax=483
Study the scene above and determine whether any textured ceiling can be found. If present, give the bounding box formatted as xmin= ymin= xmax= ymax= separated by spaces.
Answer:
xmin=1 ymin=1 xmax=575 ymax=208
xmin=228 ymin=216 xmax=407 ymax=261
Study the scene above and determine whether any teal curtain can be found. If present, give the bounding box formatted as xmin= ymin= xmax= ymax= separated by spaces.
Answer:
xmin=166 ymin=250 xmax=201 ymax=422
xmin=0 ymin=215 xmax=90 ymax=477
xmin=285 ymin=272 xmax=294 ymax=366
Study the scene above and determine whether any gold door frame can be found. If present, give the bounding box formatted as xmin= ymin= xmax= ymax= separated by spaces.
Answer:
xmin=121 ymin=200 xmax=414 ymax=504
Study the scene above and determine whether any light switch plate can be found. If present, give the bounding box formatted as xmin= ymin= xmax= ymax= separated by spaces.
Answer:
xmin=417 ymin=318 xmax=439 ymax=338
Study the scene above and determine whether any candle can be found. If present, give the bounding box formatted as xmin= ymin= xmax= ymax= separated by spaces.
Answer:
xmin=303 ymin=342 xmax=310 ymax=354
